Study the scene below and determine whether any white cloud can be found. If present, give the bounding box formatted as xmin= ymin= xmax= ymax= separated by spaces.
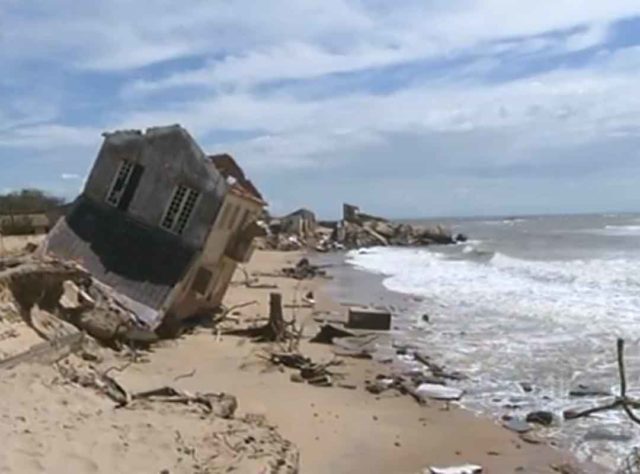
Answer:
xmin=61 ymin=173 xmax=81 ymax=180
xmin=0 ymin=125 xmax=100 ymax=150
xmin=3 ymin=1 xmax=640 ymax=215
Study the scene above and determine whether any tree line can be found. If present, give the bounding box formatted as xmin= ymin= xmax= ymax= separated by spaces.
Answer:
xmin=0 ymin=189 xmax=66 ymax=215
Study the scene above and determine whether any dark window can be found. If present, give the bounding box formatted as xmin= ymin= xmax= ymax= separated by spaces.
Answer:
xmin=106 ymin=160 xmax=133 ymax=207
xmin=191 ymin=267 xmax=212 ymax=295
xmin=161 ymin=185 xmax=200 ymax=234
xmin=117 ymin=163 xmax=144 ymax=211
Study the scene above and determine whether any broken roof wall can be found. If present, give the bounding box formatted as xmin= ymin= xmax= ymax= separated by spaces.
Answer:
xmin=84 ymin=125 xmax=228 ymax=249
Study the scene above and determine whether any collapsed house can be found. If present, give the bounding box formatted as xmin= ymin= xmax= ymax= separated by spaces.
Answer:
xmin=43 ymin=125 xmax=265 ymax=330
xmin=279 ymin=208 xmax=316 ymax=238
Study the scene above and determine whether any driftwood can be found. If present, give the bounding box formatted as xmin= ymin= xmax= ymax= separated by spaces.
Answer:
xmin=413 ymin=352 xmax=466 ymax=381
xmin=235 ymin=266 xmax=278 ymax=289
xmin=58 ymin=363 xmax=237 ymax=418
xmin=262 ymin=350 xmax=344 ymax=387
xmin=0 ymin=332 xmax=84 ymax=370
xmin=130 ymin=386 xmax=237 ymax=418
xmin=215 ymin=300 xmax=259 ymax=324
xmin=565 ymin=338 xmax=640 ymax=424
xmin=364 ymin=374 xmax=430 ymax=405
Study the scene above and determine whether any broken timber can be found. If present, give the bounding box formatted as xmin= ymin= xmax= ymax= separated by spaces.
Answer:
xmin=0 ymin=332 xmax=84 ymax=371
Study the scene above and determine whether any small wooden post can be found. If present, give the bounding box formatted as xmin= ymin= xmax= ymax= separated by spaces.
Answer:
xmin=268 ymin=292 xmax=286 ymax=342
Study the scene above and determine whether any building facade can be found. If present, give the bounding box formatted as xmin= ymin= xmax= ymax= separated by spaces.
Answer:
xmin=43 ymin=125 xmax=265 ymax=329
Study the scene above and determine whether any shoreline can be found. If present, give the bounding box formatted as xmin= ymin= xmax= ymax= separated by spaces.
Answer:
xmin=204 ymin=249 xmax=592 ymax=472
xmin=0 ymin=248 xmax=595 ymax=473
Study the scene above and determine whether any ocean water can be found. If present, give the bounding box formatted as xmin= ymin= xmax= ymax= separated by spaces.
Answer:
xmin=346 ymin=213 xmax=640 ymax=470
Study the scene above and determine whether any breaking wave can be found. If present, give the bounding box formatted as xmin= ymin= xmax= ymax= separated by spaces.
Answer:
xmin=347 ymin=247 xmax=640 ymax=326
xmin=346 ymin=246 xmax=640 ymax=468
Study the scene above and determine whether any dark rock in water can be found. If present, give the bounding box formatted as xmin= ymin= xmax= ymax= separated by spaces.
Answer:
xmin=421 ymin=314 xmax=430 ymax=323
xmin=583 ymin=428 xmax=633 ymax=443
xmin=520 ymin=382 xmax=533 ymax=393
xmin=569 ymin=384 xmax=611 ymax=397
xmin=502 ymin=417 xmax=532 ymax=434
xmin=526 ymin=411 xmax=554 ymax=426
xmin=550 ymin=462 xmax=583 ymax=474
xmin=455 ymin=233 xmax=469 ymax=243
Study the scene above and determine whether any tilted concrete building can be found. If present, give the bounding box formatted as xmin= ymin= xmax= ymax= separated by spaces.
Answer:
xmin=43 ymin=125 xmax=265 ymax=329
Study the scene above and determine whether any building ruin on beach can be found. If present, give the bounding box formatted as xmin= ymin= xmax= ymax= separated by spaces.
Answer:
xmin=43 ymin=124 xmax=266 ymax=329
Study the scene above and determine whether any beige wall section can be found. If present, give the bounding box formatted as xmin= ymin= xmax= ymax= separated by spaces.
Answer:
xmin=168 ymin=191 xmax=263 ymax=319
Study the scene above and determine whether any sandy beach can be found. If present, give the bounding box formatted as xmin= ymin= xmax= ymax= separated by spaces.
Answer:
xmin=0 ymin=248 xmax=590 ymax=473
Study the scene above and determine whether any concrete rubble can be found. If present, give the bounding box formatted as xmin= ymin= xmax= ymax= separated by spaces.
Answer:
xmin=261 ymin=202 xmax=467 ymax=251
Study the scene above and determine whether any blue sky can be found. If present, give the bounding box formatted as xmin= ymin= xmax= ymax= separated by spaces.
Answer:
xmin=2 ymin=1 xmax=640 ymax=218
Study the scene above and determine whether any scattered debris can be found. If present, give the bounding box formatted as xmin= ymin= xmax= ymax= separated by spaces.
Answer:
xmin=413 ymin=352 xmax=467 ymax=381
xmin=131 ymin=386 xmax=238 ymax=418
xmin=262 ymin=351 xmax=344 ymax=387
xmin=564 ymin=339 xmax=640 ymax=425
xmin=526 ymin=411 xmax=554 ymax=426
xmin=282 ymin=258 xmax=327 ymax=280
xmin=568 ymin=384 xmax=611 ymax=398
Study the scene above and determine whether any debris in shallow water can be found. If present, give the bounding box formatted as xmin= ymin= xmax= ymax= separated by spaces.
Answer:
xmin=520 ymin=382 xmax=533 ymax=393
xmin=501 ymin=417 xmax=532 ymax=434
xmin=415 ymin=383 xmax=463 ymax=401
xmin=568 ymin=384 xmax=611 ymax=398
xmin=525 ymin=411 xmax=554 ymax=426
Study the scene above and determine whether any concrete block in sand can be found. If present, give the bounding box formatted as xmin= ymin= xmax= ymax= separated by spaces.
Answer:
xmin=346 ymin=306 xmax=391 ymax=330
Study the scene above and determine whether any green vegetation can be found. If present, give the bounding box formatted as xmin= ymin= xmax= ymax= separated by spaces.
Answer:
xmin=0 ymin=189 xmax=65 ymax=214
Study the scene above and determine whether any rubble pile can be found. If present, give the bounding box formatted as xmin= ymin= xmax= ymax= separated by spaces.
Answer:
xmin=0 ymin=255 xmax=154 ymax=349
xmin=261 ymin=203 xmax=467 ymax=252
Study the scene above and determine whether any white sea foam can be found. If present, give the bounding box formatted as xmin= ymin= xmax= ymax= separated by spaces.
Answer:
xmin=603 ymin=224 xmax=640 ymax=236
xmin=578 ymin=224 xmax=640 ymax=237
xmin=346 ymin=246 xmax=640 ymax=468
xmin=347 ymin=247 xmax=640 ymax=328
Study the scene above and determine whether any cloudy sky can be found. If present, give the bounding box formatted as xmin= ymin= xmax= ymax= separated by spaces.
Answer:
xmin=2 ymin=1 xmax=640 ymax=218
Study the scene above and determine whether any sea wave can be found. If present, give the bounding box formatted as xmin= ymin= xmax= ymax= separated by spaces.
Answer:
xmin=346 ymin=246 xmax=640 ymax=467
xmin=347 ymin=247 xmax=640 ymax=326
xmin=577 ymin=224 xmax=640 ymax=237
